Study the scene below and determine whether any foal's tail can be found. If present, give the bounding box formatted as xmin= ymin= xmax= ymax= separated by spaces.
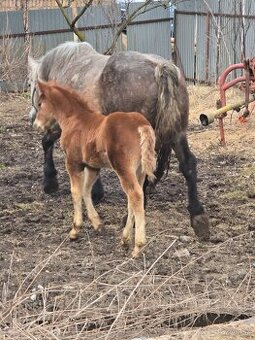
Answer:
xmin=138 ymin=125 xmax=156 ymax=182
xmin=154 ymin=62 xmax=188 ymax=182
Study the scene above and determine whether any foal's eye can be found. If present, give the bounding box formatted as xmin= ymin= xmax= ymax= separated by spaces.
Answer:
xmin=38 ymin=102 xmax=42 ymax=108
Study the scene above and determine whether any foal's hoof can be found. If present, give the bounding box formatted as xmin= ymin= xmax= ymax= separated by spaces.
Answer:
xmin=121 ymin=237 xmax=130 ymax=250
xmin=92 ymin=217 xmax=104 ymax=234
xmin=69 ymin=228 xmax=79 ymax=240
xmin=191 ymin=213 xmax=210 ymax=241
xmin=43 ymin=177 xmax=59 ymax=194
xmin=95 ymin=224 xmax=105 ymax=235
xmin=132 ymin=247 xmax=142 ymax=258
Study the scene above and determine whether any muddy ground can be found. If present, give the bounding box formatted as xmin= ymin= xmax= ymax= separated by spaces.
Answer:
xmin=0 ymin=90 xmax=255 ymax=339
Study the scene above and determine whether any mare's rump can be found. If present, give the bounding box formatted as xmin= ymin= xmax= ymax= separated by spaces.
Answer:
xmin=98 ymin=51 xmax=158 ymax=121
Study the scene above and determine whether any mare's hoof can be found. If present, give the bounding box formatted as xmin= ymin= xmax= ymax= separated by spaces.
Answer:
xmin=43 ymin=177 xmax=59 ymax=194
xmin=146 ymin=182 xmax=156 ymax=195
xmin=191 ymin=213 xmax=210 ymax=241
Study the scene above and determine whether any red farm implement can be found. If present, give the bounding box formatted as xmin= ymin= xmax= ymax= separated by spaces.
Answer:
xmin=199 ymin=59 xmax=255 ymax=145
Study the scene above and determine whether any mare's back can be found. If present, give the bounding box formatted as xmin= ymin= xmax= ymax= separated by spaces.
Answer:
xmin=97 ymin=51 xmax=160 ymax=122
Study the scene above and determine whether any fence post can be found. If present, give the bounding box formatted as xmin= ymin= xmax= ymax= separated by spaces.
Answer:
xmin=21 ymin=0 xmax=30 ymax=46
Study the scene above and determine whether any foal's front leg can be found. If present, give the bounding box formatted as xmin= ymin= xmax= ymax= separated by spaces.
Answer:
xmin=83 ymin=168 xmax=102 ymax=232
xmin=65 ymin=160 xmax=84 ymax=240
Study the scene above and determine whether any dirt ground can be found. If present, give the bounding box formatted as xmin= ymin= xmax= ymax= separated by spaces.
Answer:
xmin=0 ymin=87 xmax=255 ymax=339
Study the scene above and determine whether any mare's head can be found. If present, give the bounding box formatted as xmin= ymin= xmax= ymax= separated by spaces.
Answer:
xmin=33 ymin=80 xmax=59 ymax=131
xmin=28 ymin=56 xmax=42 ymax=124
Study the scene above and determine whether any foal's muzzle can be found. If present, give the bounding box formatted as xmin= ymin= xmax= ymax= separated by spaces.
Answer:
xmin=33 ymin=118 xmax=46 ymax=132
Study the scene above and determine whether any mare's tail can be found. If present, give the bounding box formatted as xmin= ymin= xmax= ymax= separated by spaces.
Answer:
xmin=138 ymin=125 xmax=156 ymax=182
xmin=154 ymin=62 xmax=188 ymax=182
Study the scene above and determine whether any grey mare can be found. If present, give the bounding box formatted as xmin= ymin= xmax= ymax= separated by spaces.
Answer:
xmin=28 ymin=41 xmax=209 ymax=240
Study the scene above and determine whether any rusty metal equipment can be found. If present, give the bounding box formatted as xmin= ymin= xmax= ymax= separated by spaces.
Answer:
xmin=199 ymin=59 xmax=255 ymax=145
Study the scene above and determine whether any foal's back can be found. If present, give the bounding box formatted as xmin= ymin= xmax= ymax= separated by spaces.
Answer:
xmin=99 ymin=111 xmax=151 ymax=153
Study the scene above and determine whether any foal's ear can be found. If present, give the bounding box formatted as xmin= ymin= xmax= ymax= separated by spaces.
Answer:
xmin=38 ymin=80 xmax=52 ymax=98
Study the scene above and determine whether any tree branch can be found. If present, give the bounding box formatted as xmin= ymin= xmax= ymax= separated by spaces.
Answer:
xmin=105 ymin=0 xmax=168 ymax=55
xmin=55 ymin=0 xmax=86 ymax=41
xmin=71 ymin=0 xmax=94 ymax=27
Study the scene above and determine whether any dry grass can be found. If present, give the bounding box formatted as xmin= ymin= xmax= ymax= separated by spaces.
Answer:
xmin=0 ymin=82 xmax=254 ymax=339
xmin=188 ymin=84 xmax=245 ymax=123
xmin=1 ymin=232 xmax=254 ymax=340
xmin=0 ymin=35 xmax=29 ymax=92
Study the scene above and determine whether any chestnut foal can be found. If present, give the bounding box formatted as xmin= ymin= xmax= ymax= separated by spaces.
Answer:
xmin=34 ymin=81 xmax=156 ymax=257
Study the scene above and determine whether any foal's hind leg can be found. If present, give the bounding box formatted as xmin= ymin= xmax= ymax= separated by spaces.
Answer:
xmin=121 ymin=170 xmax=147 ymax=229
xmin=65 ymin=160 xmax=84 ymax=240
xmin=173 ymin=133 xmax=209 ymax=240
xmin=121 ymin=200 xmax=134 ymax=248
xmin=119 ymin=173 xmax=146 ymax=258
xmin=83 ymin=168 xmax=102 ymax=232
xmin=42 ymin=128 xmax=61 ymax=194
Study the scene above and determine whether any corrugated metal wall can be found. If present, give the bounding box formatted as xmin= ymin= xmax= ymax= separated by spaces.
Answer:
xmin=29 ymin=8 xmax=73 ymax=55
xmin=0 ymin=3 xmax=171 ymax=57
xmin=176 ymin=0 xmax=255 ymax=83
xmin=0 ymin=2 xmax=172 ymax=90
xmin=127 ymin=3 xmax=171 ymax=60
xmin=76 ymin=4 xmax=122 ymax=53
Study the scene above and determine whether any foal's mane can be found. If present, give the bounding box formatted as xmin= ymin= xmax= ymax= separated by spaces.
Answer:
xmin=46 ymin=80 xmax=98 ymax=117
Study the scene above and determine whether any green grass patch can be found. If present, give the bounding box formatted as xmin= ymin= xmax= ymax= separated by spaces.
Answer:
xmin=0 ymin=163 xmax=7 ymax=170
xmin=0 ymin=126 xmax=7 ymax=133
xmin=21 ymin=92 xmax=31 ymax=99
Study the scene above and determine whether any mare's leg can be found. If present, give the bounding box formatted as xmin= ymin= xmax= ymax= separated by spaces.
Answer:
xmin=119 ymin=173 xmax=146 ymax=258
xmin=65 ymin=160 xmax=84 ymax=240
xmin=42 ymin=128 xmax=61 ymax=194
xmin=91 ymin=177 xmax=105 ymax=205
xmin=83 ymin=168 xmax=102 ymax=231
xmin=173 ymin=133 xmax=209 ymax=240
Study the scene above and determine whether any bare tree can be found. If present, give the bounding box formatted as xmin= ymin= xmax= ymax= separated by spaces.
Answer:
xmin=21 ymin=0 xmax=30 ymax=45
xmin=55 ymin=0 xmax=94 ymax=41
xmin=55 ymin=0 xmax=172 ymax=54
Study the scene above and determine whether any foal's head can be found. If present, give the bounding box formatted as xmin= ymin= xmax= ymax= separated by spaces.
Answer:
xmin=33 ymin=80 xmax=59 ymax=131
xmin=34 ymin=80 xmax=98 ymax=132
